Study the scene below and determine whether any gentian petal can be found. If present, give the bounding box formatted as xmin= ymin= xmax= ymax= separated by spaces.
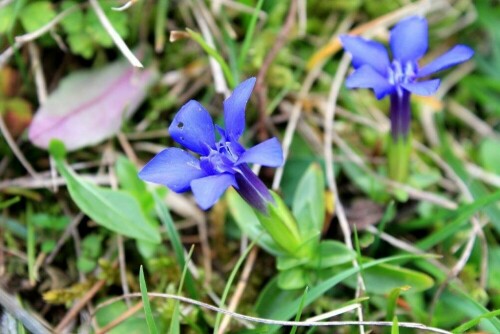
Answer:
xmin=169 ymin=100 xmax=215 ymax=155
xmin=190 ymin=174 xmax=237 ymax=210
xmin=340 ymin=35 xmax=390 ymax=75
xmin=417 ymin=45 xmax=474 ymax=77
xmin=223 ymin=77 xmax=256 ymax=140
xmin=345 ymin=65 xmax=394 ymax=99
xmin=236 ymin=137 xmax=283 ymax=167
xmin=390 ymin=16 xmax=428 ymax=62
xmin=401 ymin=79 xmax=440 ymax=96
xmin=138 ymin=148 xmax=206 ymax=192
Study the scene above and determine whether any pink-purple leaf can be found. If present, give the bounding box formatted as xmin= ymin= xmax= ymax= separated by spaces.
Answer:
xmin=29 ymin=60 xmax=157 ymax=151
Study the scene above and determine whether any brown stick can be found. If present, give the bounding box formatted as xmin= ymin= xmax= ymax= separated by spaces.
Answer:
xmin=54 ymin=279 xmax=107 ymax=333
xmin=218 ymin=247 xmax=258 ymax=333
xmin=254 ymin=0 xmax=298 ymax=141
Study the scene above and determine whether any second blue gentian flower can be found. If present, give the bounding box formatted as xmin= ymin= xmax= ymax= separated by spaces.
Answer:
xmin=138 ymin=77 xmax=283 ymax=212
xmin=340 ymin=16 xmax=474 ymax=181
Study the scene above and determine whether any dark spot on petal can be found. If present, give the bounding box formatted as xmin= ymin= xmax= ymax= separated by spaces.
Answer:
xmin=177 ymin=122 xmax=184 ymax=129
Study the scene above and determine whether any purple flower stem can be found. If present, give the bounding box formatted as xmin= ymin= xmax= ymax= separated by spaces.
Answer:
xmin=388 ymin=90 xmax=412 ymax=182
xmin=390 ymin=90 xmax=411 ymax=140
xmin=235 ymin=165 xmax=274 ymax=214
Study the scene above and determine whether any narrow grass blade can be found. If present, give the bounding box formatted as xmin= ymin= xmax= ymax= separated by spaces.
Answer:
xmin=220 ymin=10 xmax=240 ymax=82
xmin=213 ymin=239 xmax=258 ymax=334
xmin=154 ymin=0 xmax=169 ymax=52
xmin=442 ymin=288 xmax=500 ymax=333
xmin=0 ymin=196 xmax=20 ymax=210
xmin=186 ymin=28 xmax=236 ymax=88
xmin=170 ymin=245 xmax=195 ymax=334
xmin=26 ymin=204 xmax=36 ymax=286
xmin=417 ymin=190 xmax=500 ymax=250
xmin=237 ymin=0 xmax=265 ymax=70
xmin=452 ymin=309 xmax=500 ymax=333
xmin=139 ymin=265 xmax=159 ymax=334
xmin=438 ymin=121 xmax=500 ymax=232
xmin=386 ymin=286 xmax=410 ymax=321
xmin=391 ymin=316 xmax=399 ymax=334
xmin=7 ymin=0 xmax=28 ymax=82
xmin=369 ymin=201 xmax=395 ymax=256
xmin=289 ymin=286 xmax=309 ymax=334
xmin=153 ymin=191 xmax=198 ymax=299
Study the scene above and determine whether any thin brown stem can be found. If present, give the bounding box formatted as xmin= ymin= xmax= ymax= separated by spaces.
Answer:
xmin=255 ymin=0 xmax=298 ymax=141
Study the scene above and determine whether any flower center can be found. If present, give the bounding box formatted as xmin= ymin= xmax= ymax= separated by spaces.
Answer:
xmin=200 ymin=139 xmax=244 ymax=175
xmin=216 ymin=140 xmax=239 ymax=163
xmin=388 ymin=60 xmax=417 ymax=86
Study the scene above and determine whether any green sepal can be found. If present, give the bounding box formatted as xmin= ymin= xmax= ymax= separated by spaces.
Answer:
xmin=255 ymin=191 xmax=305 ymax=257
xmin=388 ymin=134 xmax=412 ymax=183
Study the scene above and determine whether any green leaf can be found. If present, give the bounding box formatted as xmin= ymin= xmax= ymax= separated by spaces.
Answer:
xmin=41 ymin=240 xmax=56 ymax=253
xmin=277 ymin=268 xmax=307 ymax=290
xmin=226 ymin=189 xmax=283 ymax=256
xmin=95 ymin=300 xmax=150 ymax=333
xmin=81 ymin=233 xmax=103 ymax=258
xmin=77 ymin=256 xmax=96 ymax=273
xmin=341 ymin=261 xmax=434 ymax=295
xmin=479 ymin=137 xmax=500 ymax=174
xmin=115 ymin=155 xmax=155 ymax=215
xmin=139 ymin=266 xmax=159 ymax=334
xmin=292 ymin=163 xmax=325 ymax=241
xmin=488 ymin=247 xmax=500 ymax=290
xmin=32 ymin=214 xmax=70 ymax=231
xmin=306 ymin=240 xmax=356 ymax=269
xmin=255 ymin=277 xmax=303 ymax=318
xmin=19 ymin=1 xmax=56 ymax=33
xmin=49 ymin=141 xmax=160 ymax=244
xmin=60 ymin=1 xmax=84 ymax=34
xmin=67 ymin=33 xmax=95 ymax=59
xmin=86 ymin=2 xmax=129 ymax=47
xmin=0 ymin=4 xmax=15 ymax=34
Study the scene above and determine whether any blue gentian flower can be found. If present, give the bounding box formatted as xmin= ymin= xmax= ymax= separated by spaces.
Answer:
xmin=340 ymin=16 xmax=474 ymax=139
xmin=138 ymin=78 xmax=283 ymax=212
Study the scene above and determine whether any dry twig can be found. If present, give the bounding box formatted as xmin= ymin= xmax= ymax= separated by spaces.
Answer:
xmin=255 ymin=0 xmax=297 ymax=141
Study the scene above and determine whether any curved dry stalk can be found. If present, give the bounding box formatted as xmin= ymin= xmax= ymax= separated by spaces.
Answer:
xmin=93 ymin=292 xmax=452 ymax=334
xmin=217 ymin=247 xmax=258 ymax=333
xmin=88 ymin=0 xmax=143 ymax=68
xmin=0 ymin=116 xmax=40 ymax=178
xmin=323 ymin=52 xmax=366 ymax=334
xmin=271 ymin=13 xmax=355 ymax=190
